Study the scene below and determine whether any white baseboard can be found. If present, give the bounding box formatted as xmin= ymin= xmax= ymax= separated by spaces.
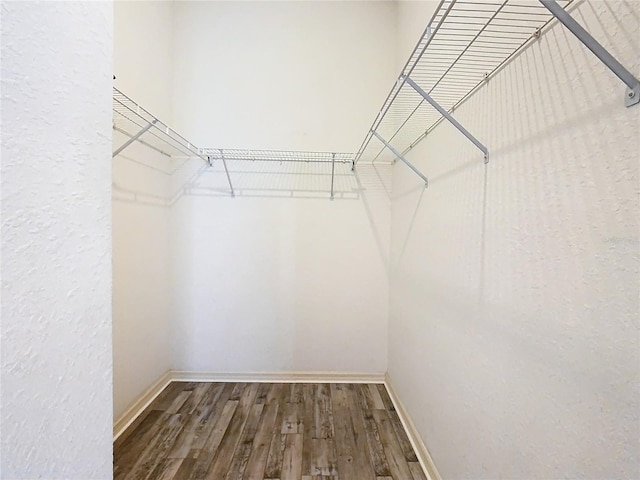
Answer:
xmin=113 ymin=370 xmax=384 ymax=441
xmin=113 ymin=369 xmax=438 ymax=479
xmin=384 ymin=373 xmax=442 ymax=480
xmin=113 ymin=370 xmax=173 ymax=442
xmin=172 ymin=370 xmax=386 ymax=384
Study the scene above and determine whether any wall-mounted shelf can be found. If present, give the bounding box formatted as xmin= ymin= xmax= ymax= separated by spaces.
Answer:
xmin=355 ymin=0 xmax=639 ymax=184
xmin=115 ymin=0 xmax=638 ymax=196
xmin=200 ymin=149 xmax=356 ymax=199
xmin=113 ymin=88 xmax=356 ymax=199
xmin=113 ymin=87 xmax=207 ymax=162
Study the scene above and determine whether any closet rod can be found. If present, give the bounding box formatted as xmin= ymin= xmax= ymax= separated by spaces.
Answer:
xmin=539 ymin=0 xmax=639 ymax=107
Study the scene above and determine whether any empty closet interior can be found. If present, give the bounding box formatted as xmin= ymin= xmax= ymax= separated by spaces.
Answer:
xmin=112 ymin=1 xmax=640 ymax=478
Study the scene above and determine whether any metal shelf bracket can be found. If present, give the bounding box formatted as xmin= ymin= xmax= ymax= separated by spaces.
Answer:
xmin=539 ymin=0 xmax=640 ymax=107
xmin=371 ymin=131 xmax=428 ymax=187
xmin=402 ymin=75 xmax=489 ymax=163
xmin=330 ymin=153 xmax=336 ymax=200
xmin=112 ymin=120 xmax=158 ymax=158
xmin=219 ymin=149 xmax=235 ymax=197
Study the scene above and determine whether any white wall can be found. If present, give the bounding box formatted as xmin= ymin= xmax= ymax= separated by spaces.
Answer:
xmin=1 ymin=2 xmax=113 ymax=478
xmin=112 ymin=0 xmax=175 ymax=420
xmin=114 ymin=0 xmax=174 ymax=121
xmin=389 ymin=1 xmax=640 ymax=478
xmin=168 ymin=1 xmax=396 ymax=374
xmin=172 ymin=0 xmax=397 ymax=151
xmin=170 ymin=163 xmax=391 ymax=374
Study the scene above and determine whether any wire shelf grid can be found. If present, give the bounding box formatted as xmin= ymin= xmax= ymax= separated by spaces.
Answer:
xmin=200 ymin=148 xmax=355 ymax=165
xmin=356 ymin=0 xmax=575 ymax=164
xmin=113 ymin=87 xmax=207 ymax=161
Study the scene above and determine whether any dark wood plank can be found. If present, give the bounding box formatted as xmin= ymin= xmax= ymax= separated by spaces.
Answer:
xmin=264 ymin=384 xmax=289 ymax=478
xmin=388 ymin=410 xmax=418 ymax=462
xmin=166 ymin=391 xmax=192 ymax=414
xmin=372 ymin=409 xmax=414 ymax=480
xmin=114 ymin=382 xmax=423 ymax=480
xmin=409 ymin=461 xmax=428 ymax=480
xmin=255 ymin=382 xmax=272 ymax=404
xmin=147 ymin=382 xmax=185 ymax=412
xmin=124 ymin=413 xmax=187 ymax=480
xmin=114 ymin=410 xmax=164 ymax=480
xmin=363 ymin=383 xmax=386 ymax=410
xmin=309 ymin=437 xmax=338 ymax=476
xmin=281 ymin=433 xmax=303 ymax=480
xmin=189 ymin=383 xmax=233 ymax=451
xmin=172 ymin=458 xmax=196 ymax=480
xmin=187 ymin=399 xmax=239 ymax=479
xmin=314 ymin=383 xmax=334 ymax=439
xmin=330 ymin=383 xmax=358 ymax=479
xmin=168 ymin=384 xmax=225 ymax=459
xmin=178 ymin=382 xmax=210 ymax=415
xmin=301 ymin=383 xmax=315 ymax=476
xmin=265 ymin=433 xmax=287 ymax=479
xmin=358 ymin=386 xmax=391 ymax=477
xmin=344 ymin=384 xmax=377 ymax=477
xmin=203 ymin=383 xmax=259 ymax=479
xmin=243 ymin=402 xmax=279 ymax=479
xmin=225 ymin=402 xmax=265 ymax=480
xmin=151 ymin=458 xmax=183 ymax=480
xmin=376 ymin=384 xmax=395 ymax=411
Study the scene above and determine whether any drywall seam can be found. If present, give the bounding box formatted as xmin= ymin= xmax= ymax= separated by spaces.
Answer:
xmin=113 ymin=370 xmax=173 ymax=441
xmin=384 ymin=373 xmax=442 ymax=480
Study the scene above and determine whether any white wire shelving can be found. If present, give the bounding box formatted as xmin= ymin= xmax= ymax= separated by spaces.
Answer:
xmin=356 ymin=0 xmax=576 ymax=168
xmin=355 ymin=0 xmax=639 ymax=180
xmin=114 ymin=0 xmax=639 ymax=196
xmin=113 ymin=87 xmax=208 ymax=162
xmin=112 ymin=89 xmax=356 ymax=198
xmin=199 ymin=149 xmax=356 ymax=198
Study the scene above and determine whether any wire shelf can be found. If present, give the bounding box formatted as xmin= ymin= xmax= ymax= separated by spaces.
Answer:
xmin=356 ymin=0 xmax=575 ymax=164
xmin=200 ymin=148 xmax=355 ymax=165
xmin=113 ymin=87 xmax=207 ymax=161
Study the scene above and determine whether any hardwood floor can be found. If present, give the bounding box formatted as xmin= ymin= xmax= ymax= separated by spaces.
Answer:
xmin=114 ymin=382 xmax=427 ymax=480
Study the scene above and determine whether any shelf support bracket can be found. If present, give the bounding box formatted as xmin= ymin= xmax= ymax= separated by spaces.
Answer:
xmin=219 ymin=149 xmax=235 ymax=197
xmin=112 ymin=120 xmax=157 ymax=158
xmin=539 ymin=0 xmax=639 ymax=107
xmin=330 ymin=153 xmax=336 ymax=199
xmin=402 ymin=75 xmax=489 ymax=163
xmin=372 ymin=130 xmax=428 ymax=187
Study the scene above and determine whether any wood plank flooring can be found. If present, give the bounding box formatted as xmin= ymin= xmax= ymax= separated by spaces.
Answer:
xmin=114 ymin=382 xmax=427 ymax=480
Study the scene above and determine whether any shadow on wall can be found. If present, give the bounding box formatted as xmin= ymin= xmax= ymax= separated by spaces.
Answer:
xmin=393 ymin=0 xmax=640 ymax=300
xmin=112 ymin=132 xmax=393 ymax=269
xmin=389 ymin=2 xmax=639 ymax=476
xmin=112 ymin=145 xmax=394 ymax=204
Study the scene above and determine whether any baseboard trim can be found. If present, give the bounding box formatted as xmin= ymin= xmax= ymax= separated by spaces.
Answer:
xmin=172 ymin=370 xmax=386 ymax=384
xmin=384 ymin=373 xmax=442 ymax=480
xmin=113 ymin=370 xmax=173 ymax=442
xmin=113 ymin=370 xmax=385 ymax=441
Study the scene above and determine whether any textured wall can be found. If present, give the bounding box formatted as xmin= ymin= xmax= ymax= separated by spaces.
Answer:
xmin=169 ymin=164 xmax=391 ymax=374
xmin=168 ymin=1 xmax=395 ymax=375
xmin=171 ymin=0 xmax=398 ymax=151
xmin=389 ymin=1 xmax=640 ymax=478
xmin=114 ymin=0 xmax=174 ymax=121
xmin=112 ymin=135 xmax=174 ymax=420
xmin=112 ymin=0 xmax=175 ymax=422
xmin=1 ymin=2 xmax=113 ymax=478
